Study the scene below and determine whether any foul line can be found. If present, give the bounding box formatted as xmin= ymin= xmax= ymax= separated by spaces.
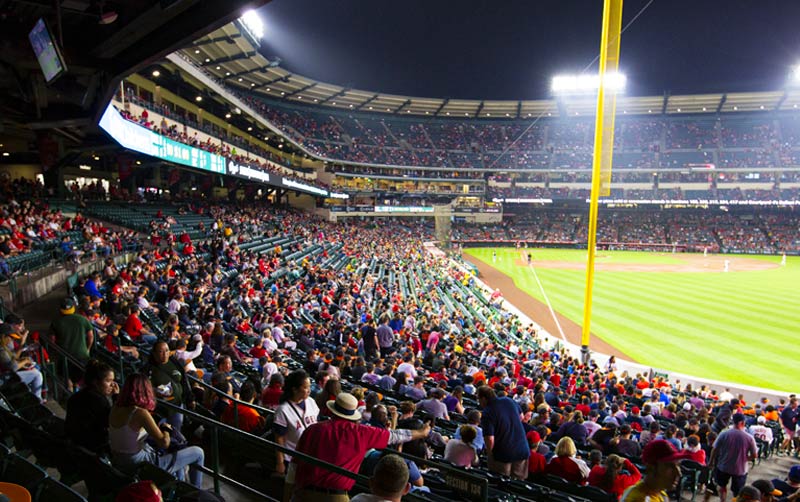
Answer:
xmin=520 ymin=250 xmax=568 ymax=344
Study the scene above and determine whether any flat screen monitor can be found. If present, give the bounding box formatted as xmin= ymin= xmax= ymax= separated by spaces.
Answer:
xmin=29 ymin=18 xmax=67 ymax=83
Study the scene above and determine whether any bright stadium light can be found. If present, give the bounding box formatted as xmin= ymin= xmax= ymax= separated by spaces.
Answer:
xmin=551 ymin=72 xmax=626 ymax=94
xmin=240 ymin=10 xmax=265 ymax=40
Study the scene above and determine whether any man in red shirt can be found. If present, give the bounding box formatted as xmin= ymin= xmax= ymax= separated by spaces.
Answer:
xmin=292 ymin=393 xmax=430 ymax=502
xmin=124 ymin=304 xmax=157 ymax=345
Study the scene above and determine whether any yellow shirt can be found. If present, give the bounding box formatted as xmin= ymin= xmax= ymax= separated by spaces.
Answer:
xmin=621 ymin=482 xmax=668 ymax=502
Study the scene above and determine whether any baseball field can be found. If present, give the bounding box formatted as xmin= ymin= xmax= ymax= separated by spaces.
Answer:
xmin=464 ymin=247 xmax=798 ymax=393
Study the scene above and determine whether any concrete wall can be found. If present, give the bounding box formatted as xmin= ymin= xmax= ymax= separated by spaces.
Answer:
xmin=0 ymin=252 xmax=137 ymax=309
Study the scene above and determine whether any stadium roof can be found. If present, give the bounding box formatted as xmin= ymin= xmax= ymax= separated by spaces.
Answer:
xmin=179 ymin=21 xmax=800 ymax=119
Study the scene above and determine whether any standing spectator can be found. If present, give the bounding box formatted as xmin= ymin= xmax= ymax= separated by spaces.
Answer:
xmin=588 ymin=454 xmax=642 ymax=498
xmin=478 ymin=385 xmax=529 ymax=479
xmin=274 ymin=370 xmax=319 ymax=501
xmin=292 ymin=393 xmax=430 ymax=501
xmin=707 ymin=413 xmax=758 ymax=502
xmin=621 ymin=440 xmax=689 ymax=502
xmin=376 ymin=314 xmax=394 ymax=358
xmin=780 ymin=398 xmax=798 ymax=455
xmin=51 ymin=297 xmax=94 ymax=391
xmin=361 ymin=318 xmax=379 ymax=361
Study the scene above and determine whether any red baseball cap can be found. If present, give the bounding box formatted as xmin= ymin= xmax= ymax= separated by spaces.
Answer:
xmin=526 ymin=430 xmax=541 ymax=444
xmin=642 ymin=439 xmax=690 ymax=464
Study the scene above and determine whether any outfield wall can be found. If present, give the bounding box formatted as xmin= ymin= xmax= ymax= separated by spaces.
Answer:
xmin=438 ymin=244 xmax=795 ymax=404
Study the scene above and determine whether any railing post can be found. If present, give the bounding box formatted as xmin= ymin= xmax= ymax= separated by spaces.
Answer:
xmin=211 ymin=425 xmax=221 ymax=495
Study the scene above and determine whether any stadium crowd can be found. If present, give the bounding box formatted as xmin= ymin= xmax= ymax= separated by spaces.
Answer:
xmin=0 ymin=194 xmax=795 ymax=502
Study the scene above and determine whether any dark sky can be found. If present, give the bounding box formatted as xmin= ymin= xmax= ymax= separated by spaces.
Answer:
xmin=256 ymin=0 xmax=800 ymax=101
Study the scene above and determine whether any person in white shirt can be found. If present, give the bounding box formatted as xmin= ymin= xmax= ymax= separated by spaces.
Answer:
xmin=748 ymin=415 xmax=774 ymax=445
xmin=719 ymin=388 xmax=735 ymax=402
xmin=175 ymin=336 xmax=203 ymax=374
xmin=396 ymin=354 xmax=417 ymax=379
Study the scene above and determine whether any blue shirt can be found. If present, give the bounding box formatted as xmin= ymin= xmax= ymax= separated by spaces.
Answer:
xmin=481 ymin=396 xmax=529 ymax=462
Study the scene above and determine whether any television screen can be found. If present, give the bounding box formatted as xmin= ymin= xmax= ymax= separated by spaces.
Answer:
xmin=29 ymin=18 xmax=67 ymax=83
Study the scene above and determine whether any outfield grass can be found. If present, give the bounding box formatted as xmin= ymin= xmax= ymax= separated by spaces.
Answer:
xmin=465 ymin=247 xmax=799 ymax=392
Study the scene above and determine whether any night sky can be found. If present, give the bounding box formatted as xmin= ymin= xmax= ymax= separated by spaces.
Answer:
xmin=256 ymin=0 xmax=800 ymax=101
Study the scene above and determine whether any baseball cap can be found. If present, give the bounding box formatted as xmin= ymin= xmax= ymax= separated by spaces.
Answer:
xmin=752 ymin=480 xmax=782 ymax=497
xmin=60 ymin=297 xmax=76 ymax=315
xmin=526 ymin=430 xmax=541 ymax=444
xmin=732 ymin=413 xmax=746 ymax=424
xmin=641 ymin=439 xmax=690 ymax=464
xmin=757 ymin=415 xmax=767 ymax=424
xmin=789 ymin=465 xmax=800 ymax=483
xmin=736 ymin=485 xmax=763 ymax=502
xmin=631 ymin=406 xmax=640 ymax=414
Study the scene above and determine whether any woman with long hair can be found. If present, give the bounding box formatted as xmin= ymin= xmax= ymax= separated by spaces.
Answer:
xmin=66 ymin=359 xmax=119 ymax=454
xmin=587 ymin=453 xmax=641 ymax=497
xmin=108 ymin=373 xmax=205 ymax=487
xmin=273 ymin=369 xmax=319 ymax=502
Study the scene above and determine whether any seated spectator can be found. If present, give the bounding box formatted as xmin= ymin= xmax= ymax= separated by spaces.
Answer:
xmin=0 ymin=326 xmax=43 ymax=402
xmin=444 ymin=425 xmax=479 ymax=467
xmin=684 ymin=434 xmax=706 ymax=465
xmin=613 ymin=424 xmax=643 ymax=458
xmin=124 ymin=304 xmax=157 ymax=345
xmin=772 ymin=465 xmax=800 ymax=499
xmin=551 ymin=410 xmax=589 ymax=446
xmin=546 ymin=436 xmax=590 ymax=484
xmin=416 ymin=388 xmax=450 ymax=420
xmin=587 ymin=454 xmax=642 ymax=498
xmin=66 ymin=359 xmax=119 ymax=454
xmin=351 ymin=454 xmax=410 ymax=502
xmin=222 ymin=381 xmax=266 ymax=434
xmin=109 ymin=373 xmax=205 ymax=487
xmin=527 ymin=430 xmax=547 ymax=475
xmin=261 ymin=372 xmax=284 ymax=410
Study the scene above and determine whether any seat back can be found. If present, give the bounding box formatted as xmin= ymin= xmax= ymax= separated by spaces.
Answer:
xmin=34 ymin=478 xmax=88 ymax=502
xmin=1 ymin=453 xmax=48 ymax=491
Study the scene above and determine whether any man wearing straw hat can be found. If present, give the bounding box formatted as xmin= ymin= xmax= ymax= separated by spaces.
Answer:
xmin=292 ymin=392 xmax=431 ymax=502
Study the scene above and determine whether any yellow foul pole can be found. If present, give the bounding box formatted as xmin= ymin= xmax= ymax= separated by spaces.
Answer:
xmin=581 ymin=0 xmax=623 ymax=364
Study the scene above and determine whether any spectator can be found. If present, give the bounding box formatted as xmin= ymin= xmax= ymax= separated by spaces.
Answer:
xmin=444 ymin=425 xmax=479 ymax=468
xmin=454 ymin=409 xmax=484 ymax=453
xmin=587 ymin=453 xmax=642 ymax=498
xmin=478 ymin=385 xmax=529 ymax=479
xmin=66 ymin=359 xmax=119 ymax=454
xmin=351 ymin=454 xmax=410 ymax=502
xmin=527 ymin=430 xmax=547 ymax=475
xmin=273 ymin=369 xmax=319 ymax=500
xmin=752 ymin=479 xmax=783 ymax=502
xmin=621 ymin=439 xmax=689 ymax=502
xmin=0 ymin=322 xmax=43 ymax=402
xmin=707 ymin=413 xmax=758 ymax=502
xmin=613 ymin=424 xmax=643 ymax=458
xmin=146 ymin=341 xmax=193 ymax=432
xmin=222 ymin=381 xmax=266 ymax=434
xmin=771 ymin=465 xmax=800 ymax=500
xmin=51 ymin=297 xmax=94 ymax=391
xmin=109 ymin=373 xmax=205 ymax=487
xmin=546 ymin=436 xmax=590 ymax=484
xmin=124 ymin=304 xmax=157 ymax=346
xmin=292 ymin=392 xmax=430 ymax=501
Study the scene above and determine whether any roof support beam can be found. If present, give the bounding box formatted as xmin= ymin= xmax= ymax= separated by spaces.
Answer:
xmin=516 ymin=101 xmax=522 ymax=119
xmin=356 ymin=94 xmax=380 ymax=111
xmin=716 ymin=94 xmax=727 ymax=113
xmin=395 ymin=99 xmax=412 ymax=114
xmin=201 ymin=51 xmax=258 ymax=67
xmin=774 ymin=91 xmax=788 ymax=111
xmin=193 ymin=34 xmax=241 ymax=47
xmin=474 ymin=101 xmax=485 ymax=118
xmin=661 ymin=92 xmax=670 ymax=115
xmin=434 ymin=99 xmax=450 ymax=117
xmin=254 ymin=74 xmax=293 ymax=91
xmin=319 ymin=89 xmax=349 ymax=105
xmin=222 ymin=64 xmax=274 ymax=79
xmin=285 ymin=83 xmax=318 ymax=98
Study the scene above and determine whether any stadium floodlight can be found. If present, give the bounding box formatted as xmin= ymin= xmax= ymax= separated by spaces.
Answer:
xmin=551 ymin=72 xmax=626 ymax=94
xmin=793 ymin=65 xmax=800 ymax=82
xmin=240 ymin=10 xmax=265 ymax=40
